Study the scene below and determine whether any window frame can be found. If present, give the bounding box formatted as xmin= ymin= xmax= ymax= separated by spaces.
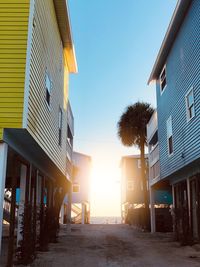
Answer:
xmin=67 ymin=125 xmax=73 ymax=147
xmin=58 ymin=107 xmax=63 ymax=146
xmin=166 ymin=115 xmax=174 ymax=156
xmin=45 ymin=72 xmax=52 ymax=109
xmin=160 ymin=65 xmax=167 ymax=94
xmin=72 ymin=184 xmax=80 ymax=193
xmin=185 ymin=87 xmax=195 ymax=122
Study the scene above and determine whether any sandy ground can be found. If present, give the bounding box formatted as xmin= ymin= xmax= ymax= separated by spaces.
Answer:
xmin=29 ymin=224 xmax=200 ymax=267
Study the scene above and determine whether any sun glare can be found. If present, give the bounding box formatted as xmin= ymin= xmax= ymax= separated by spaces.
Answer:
xmin=90 ymin=156 xmax=121 ymax=217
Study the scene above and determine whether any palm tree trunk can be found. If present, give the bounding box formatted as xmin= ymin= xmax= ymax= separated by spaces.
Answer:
xmin=140 ymin=138 xmax=149 ymax=230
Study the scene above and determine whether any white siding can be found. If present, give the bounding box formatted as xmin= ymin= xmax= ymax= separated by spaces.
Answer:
xmin=27 ymin=0 xmax=69 ymax=174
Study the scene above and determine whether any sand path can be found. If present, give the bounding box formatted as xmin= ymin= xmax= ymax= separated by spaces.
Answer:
xmin=30 ymin=224 xmax=200 ymax=267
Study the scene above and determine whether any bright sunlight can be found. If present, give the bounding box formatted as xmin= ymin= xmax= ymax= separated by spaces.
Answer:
xmin=90 ymin=153 xmax=121 ymax=217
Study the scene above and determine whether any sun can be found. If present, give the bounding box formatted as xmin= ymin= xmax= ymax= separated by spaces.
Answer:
xmin=90 ymin=157 xmax=121 ymax=217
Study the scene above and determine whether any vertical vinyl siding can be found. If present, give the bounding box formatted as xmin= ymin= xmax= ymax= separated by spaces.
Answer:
xmin=157 ymin=0 xmax=200 ymax=179
xmin=0 ymin=0 xmax=30 ymax=140
xmin=27 ymin=0 xmax=68 ymax=174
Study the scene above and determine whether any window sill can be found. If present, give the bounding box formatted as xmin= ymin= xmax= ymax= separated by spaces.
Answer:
xmin=160 ymin=85 xmax=167 ymax=95
xmin=186 ymin=115 xmax=195 ymax=123
xmin=45 ymin=100 xmax=51 ymax=111
xmin=168 ymin=152 xmax=174 ymax=158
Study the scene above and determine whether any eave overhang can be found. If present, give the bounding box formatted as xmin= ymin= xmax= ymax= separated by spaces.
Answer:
xmin=53 ymin=0 xmax=78 ymax=73
xmin=148 ymin=0 xmax=192 ymax=85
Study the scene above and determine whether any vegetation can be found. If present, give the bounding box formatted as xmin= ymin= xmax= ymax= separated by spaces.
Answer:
xmin=117 ymin=101 xmax=154 ymax=229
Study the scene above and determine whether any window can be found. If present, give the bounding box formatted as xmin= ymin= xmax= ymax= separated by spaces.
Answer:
xmin=167 ymin=116 xmax=173 ymax=155
xmin=45 ymin=73 xmax=51 ymax=107
xmin=67 ymin=125 xmax=73 ymax=147
xmin=33 ymin=17 xmax=36 ymax=28
xmin=127 ymin=181 xmax=134 ymax=191
xmin=72 ymin=184 xmax=80 ymax=193
xmin=160 ymin=66 xmax=167 ymax=93
xmin=58 ymin=108 xmax=63 ymax=146
xmin=137 ymin=159 xmax=141 ymax=169
xmin=186 ymin=88 xmax=195 ymax=121
xmin=149 ymin=131 xmax=158 ymax=152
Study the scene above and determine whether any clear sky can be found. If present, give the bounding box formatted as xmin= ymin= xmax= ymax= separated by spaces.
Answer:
xmin=68 ymin=0 xmax=177 ymax=217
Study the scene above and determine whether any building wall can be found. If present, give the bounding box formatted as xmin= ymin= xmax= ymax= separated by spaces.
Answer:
xmin=156 ymin=0 xmax=200 ymax=179
xmin=121 ymin=156 xmax=148 ymax=204
xmin=27 ymin=0 xmax=69 ymax=174
xmin=0 ymin=0 xmax=30 ymax=139
xmin=72 ymin=152 xmax=91 ymax=203
xmin=121 ymin=159 xmax=127 ymax=204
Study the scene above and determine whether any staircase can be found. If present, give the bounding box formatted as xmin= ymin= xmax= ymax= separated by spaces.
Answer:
xmin=71 ymin=204 xmax=82 ymax=224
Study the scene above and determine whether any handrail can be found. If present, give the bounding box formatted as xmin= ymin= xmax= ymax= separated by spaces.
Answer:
xmin=71 ymin=204 xmax=81 ymax=215
xmin=149 ymin=144 xmax=159 ymax=167
xmin=72 ymin=213 xmax=82 ymax=224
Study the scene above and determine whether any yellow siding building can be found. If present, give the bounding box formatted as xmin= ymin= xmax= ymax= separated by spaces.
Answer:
xmin=0 ymin=0 xmax=77 ymax=177
xmin=0 ymin=0 xmax=30 ymax=139
xmin=0 ymin=0 xmax=77 ymax=262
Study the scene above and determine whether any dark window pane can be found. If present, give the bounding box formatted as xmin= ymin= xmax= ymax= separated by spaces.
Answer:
xmin=59 ymin=129 xmax=62 ymax=146
xmin=161 ymin=77 xmax=166 ymax=91
xmin=168 ymin=136 xmax=173 ymax=154
xmin=46 ymin=89 xmax=50 ymax=105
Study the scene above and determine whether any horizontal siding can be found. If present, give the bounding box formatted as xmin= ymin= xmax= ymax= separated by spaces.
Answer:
xmin=0 ymin=0 xmax=30 ymax=139
xmin=157 ymin=0 xmax=200 ymax=179
xmin=27 ymin=0 xmax=69 ymax=175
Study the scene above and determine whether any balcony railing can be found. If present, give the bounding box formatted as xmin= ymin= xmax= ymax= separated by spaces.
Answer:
xmin=147 ymin=110 xmax=158 ymax=142
xmin=149 ymin=160 xmax=160 ymax=181
xmin=149 ymin=144 xmax=159 ymax=166
xmin=66 ymin=140 xmax=73 ymax=161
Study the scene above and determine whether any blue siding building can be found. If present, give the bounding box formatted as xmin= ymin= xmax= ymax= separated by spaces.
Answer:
xmin=148 ymin=0 xmax=200 ymax=242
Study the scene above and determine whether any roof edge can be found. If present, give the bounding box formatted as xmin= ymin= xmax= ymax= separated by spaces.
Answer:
xmin=148 ymin=0 xmax=192 ymax=85
xmin=73 ymin=151 xmax=92 ymax=161
xmin=53 ymin=0 xmax=78 ymax=73
xmin=121 ymin=154 xmax=148 ymax=159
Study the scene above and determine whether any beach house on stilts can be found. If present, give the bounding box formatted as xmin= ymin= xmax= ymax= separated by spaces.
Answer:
xmin=148 ymin=0 xmax=200 ymax=243
xmin=0 ymin=0 xmax=77 ymax=265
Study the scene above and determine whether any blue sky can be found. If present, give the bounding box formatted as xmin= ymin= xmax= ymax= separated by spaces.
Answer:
xmin=68 ymin=0 xmax=177 ymax=216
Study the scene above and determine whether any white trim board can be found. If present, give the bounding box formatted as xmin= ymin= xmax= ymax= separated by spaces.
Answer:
xmin=23 ymin=0 xmax=35 ymax=128
xmin=0 ymin=143 xmax=8 ymax=253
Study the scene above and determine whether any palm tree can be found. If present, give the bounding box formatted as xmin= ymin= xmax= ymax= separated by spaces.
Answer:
xmin=117 ymin=101 xmax=154 ymax=229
